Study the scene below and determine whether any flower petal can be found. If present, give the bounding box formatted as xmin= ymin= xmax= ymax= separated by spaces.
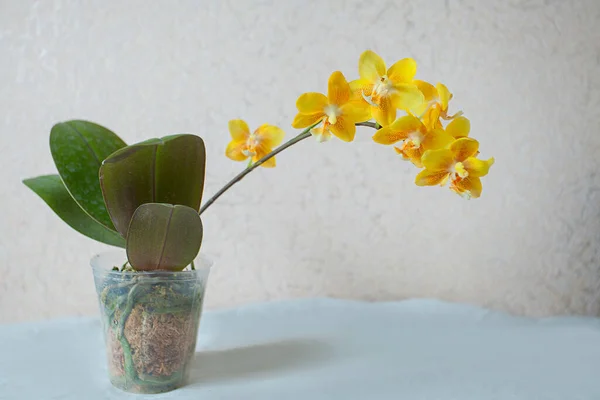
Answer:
xmin=395 ymin=144 xmax=424 ymax=168
xmin=391 ymin=114 xmax=423 ymax=131
xmin=391 ymin=83 xmax=425 ymax=112
xmin=372 ymin=126 xmax=407 ymax=145
xmin=372 ymin=115 xmax=422 ymax=145
xmin=421 ymin=106 xmax=443 ymax=130
xmin=387 ymin=58 xmax=417 ymax=83
xmin=462 ymin=157 xmax=494 ymax=178
xmin=358 ymin=50 xmax=386 ymax=82
xmin=372 ymin=96 xmax=396 ymax=127
xmin=296 ymin=92 xmax=328 ymax=114
xmin=292 ymin=112 xmax=324 ymax=129
xmin=225 ymin=140 xmax=249 ymax=161
xmin=451 ymin=176 xmax=482 ymax=198
xmin=421 ymin=148 xmax=455 ymax=171
xmin=341 ymin=101 xmax=371 ymax=123
xmin=421 ymin=128 xmax=455 ymax=151
xmin=255 ymin=124 xmax=285 ymax=148
xmin=229 ymin=119 xmax=250 ymax=141
xmin=436 ymin=83 xmax=452 ymax=111
xmin=330 ymin=116 xmax=356 ymax=142
xmin=252 ymin=144 xmax=276 ymax=168
xmin=450 ymin=137 xmax=479 ymax=162
xmin=415 ymin=169 xmax=450 ymax=186
xmin=411 ymin=80 xmax=436 ymax=116
xmin=311 ymin=126 xmax=333 ymax=143
xmin=415 ymin=80 xmax=437 ymax=102
xmin=349 ymin=79 xmax=374 ymax=99
xmin=328 ymin=71 xmax=351 ymax=106
xmin=445 ymin=116 xmax=470 ymax=138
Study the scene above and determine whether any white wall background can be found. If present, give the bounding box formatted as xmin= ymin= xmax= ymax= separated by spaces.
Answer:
xmin=1 ymin=0 xmax=600 ymax=323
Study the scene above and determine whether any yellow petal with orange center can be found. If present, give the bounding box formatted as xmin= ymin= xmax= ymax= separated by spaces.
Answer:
xmin=311 ymin=125 xmax=333 ymax=143
xmin=225 ymin=139 xmax=249 ymax=162
xmin=450 ymin=137 xmax=479 ymax=162
xmin=387 ymin=58 xmax=417 ymax=84
xmin=254 ymin=124 xmax=285 ymax=148
xmin=451 ymin=176 xmax=482 ymax=198
xmin=358 ymin=50 xmax=386 ymax=82
xmin=296 ymin=92 xmax=328 ymax=114
xmin=349 ymin=79 xmax=374 ymax=100
xmin=395 ymin=144 xmax=424 ymax=168
xmin=421 ymin=128 xmax=455 ymax=151
xmin=415 ymin=169 xmax=450 ymax=186
xmin=436 ymin=83 xmax=451 ymax=111
xmin=328 ymin=71 xmax=351 ymax=106
xmin=372 ymin=126 xmax=407 ymax=145
xmin=330 ymin=116 xmax=356 ymax=142
xmin=421 ymin=148 xmax=455 ymax=171
xmin=228 ymin=119 xmax=250 ymax=141
xmin=252 ymin=144 xmax=276 ymax=168
xmin=445 ymin=116 xmax=470 ymax=138
xmin=292 ymin=112 xmax=324 ymax=129
xmin=372 ymin=115 xmax=422 ymax=145
xmin=462 ymin=157 xmax=494 ymax=178
xmin=390 ymin=83 xmax=426 ymax=112
xmin=372 ymin=96 xmax=396 ymax=127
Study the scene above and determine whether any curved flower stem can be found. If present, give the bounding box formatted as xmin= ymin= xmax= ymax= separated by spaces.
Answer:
xmin=356 ymin=121 xmax=380 ymax=129
xmin=199 ymin=121 xmax=379 ymax=215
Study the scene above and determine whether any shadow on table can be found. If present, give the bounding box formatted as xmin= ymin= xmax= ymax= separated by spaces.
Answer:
xmin=188 ymin=338 xmax=334 ymax=384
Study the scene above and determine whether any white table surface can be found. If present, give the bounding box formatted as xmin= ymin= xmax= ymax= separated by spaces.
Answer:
xmin=1 ymin=298 xmax=600 ymax=400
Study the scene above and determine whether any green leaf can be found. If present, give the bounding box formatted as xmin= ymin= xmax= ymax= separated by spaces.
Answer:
xmin=23 ymin=175 xmax=126 ymax=248
xmin=50 ymin=120 xmax=127 ymax=230
xmin=126 ymin=203 xmax=203 ymax=271
xmin=99 ymin=134 xmax=206 ymax=237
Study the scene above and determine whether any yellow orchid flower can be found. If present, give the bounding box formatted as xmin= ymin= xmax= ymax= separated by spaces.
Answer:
xmin=225 ymin=120 xmax=284 ymax=168
xmin=292 ymin=71 xmax=369 ymax=142
xmin=372 ymin=115 xmax=454 ymax=167
xmin=415 ymin=137 xmax=494 ymax=199
xmin=445 ymin=115 xmax=470 ymax=138
xmin=349 ymin=50 xmax=424 ymax=127
xmin=413 ymin=80 xmax=463 ymax=130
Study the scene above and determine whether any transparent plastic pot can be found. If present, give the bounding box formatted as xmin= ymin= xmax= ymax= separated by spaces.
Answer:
xmin=91 ymin=250 xmax=212 ymax=394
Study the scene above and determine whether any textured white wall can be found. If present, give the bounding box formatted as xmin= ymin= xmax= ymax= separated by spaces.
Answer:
xmin=1 ymin=0 xmax=600 ymax=323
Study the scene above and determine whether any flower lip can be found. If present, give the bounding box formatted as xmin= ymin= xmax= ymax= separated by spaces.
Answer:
xmin=453 ymin=162 xmax=469 ymax=178
xmin=407 ymin=130 xmax=424 ymax=147
xmin=324 ymin=104 xmax=341 ymax=125
xmin=372 ymin=75 xmax=395 ymax=98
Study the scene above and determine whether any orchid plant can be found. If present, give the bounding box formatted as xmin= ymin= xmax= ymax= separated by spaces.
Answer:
xmin=23 ymin=50 xmax=494 ymax=272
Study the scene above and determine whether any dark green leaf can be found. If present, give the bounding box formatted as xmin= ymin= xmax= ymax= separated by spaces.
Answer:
xmin=100 ymin=134 xmax=206 ymax=237
xmin=50 ymin=120 xmax=126 ymax=230
xmin=23 ymin=175 xmax=126 ymax=248
xmin=127 ymin=203 xmax=203 ymax=271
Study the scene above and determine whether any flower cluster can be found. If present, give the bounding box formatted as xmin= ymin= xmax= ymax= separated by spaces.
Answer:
xmin=226 ymin=50 xmax=494 ymax=198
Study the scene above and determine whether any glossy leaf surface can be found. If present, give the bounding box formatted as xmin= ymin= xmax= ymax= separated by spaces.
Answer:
xmin=23 ymin=175 xmax=126 ymax=247
xmin=126 ymin=203 xmax=203 ymax=271
xmin=50 ymin=120 xmax=126 ymax=230
xmin=100 ymin=134 xmax=206 ymax=237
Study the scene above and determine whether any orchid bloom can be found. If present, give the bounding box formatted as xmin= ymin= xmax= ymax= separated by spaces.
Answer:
xmin=413 ymin=80 xmax=463 ymax=130
xmin=350 ymin=50 xmax=424 ymax=127
xmin=292 ymin=71 xmax=369 ymax=142
xmin=372 ymin=115 xmax=454 ymax=167
xmin=219 ymin=50 xmax=493 ymax=203
xmin=225 ymin=120 xmax=284 ymax=168
xmin=415 ymin=138 xmax=494 ymax=199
